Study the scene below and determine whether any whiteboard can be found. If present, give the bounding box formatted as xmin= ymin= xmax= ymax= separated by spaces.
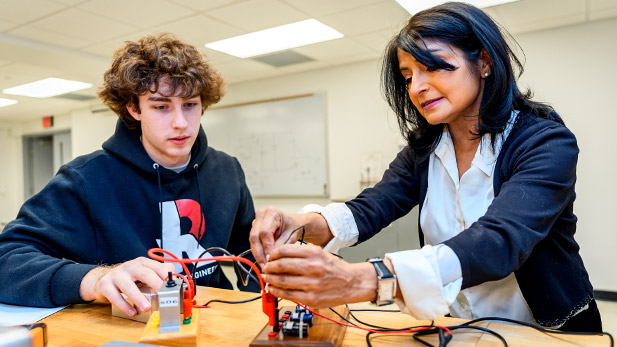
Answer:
xmin=203 ymin=94 xmax=328 ymax=197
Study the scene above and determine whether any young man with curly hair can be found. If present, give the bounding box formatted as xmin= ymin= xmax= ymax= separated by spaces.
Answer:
xmin=0 ymin=34 xmax=258 ymax=316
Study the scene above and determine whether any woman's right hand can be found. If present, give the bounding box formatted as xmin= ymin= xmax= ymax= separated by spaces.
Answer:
xmin=249 ymin=207 xmax=305 ymax=268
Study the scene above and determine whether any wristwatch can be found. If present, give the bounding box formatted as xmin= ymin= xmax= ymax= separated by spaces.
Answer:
xmin=366 ymin=258 xmax=397 ymax=306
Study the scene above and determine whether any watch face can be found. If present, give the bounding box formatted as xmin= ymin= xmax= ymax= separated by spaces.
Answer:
xmin=379 ymin=281 xmax=395 ymax=302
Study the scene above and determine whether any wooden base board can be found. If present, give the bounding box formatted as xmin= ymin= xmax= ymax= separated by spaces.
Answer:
xmin=250 ymin=306 xmax=349 ymax=347
xmin=139 ymin=309 xmax=200 ymax=347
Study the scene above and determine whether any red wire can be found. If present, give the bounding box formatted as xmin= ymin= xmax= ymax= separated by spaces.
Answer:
xmin=147 ymin=248 xmax=266 ymax=293
xmin=149 ymin=248 xmax=195 ymax=297
xmin=294 ymin=303 xmax=452 ymax=335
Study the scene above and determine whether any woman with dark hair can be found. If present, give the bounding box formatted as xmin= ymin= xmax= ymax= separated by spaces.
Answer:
xmin=249 ymin=2 xmax=601 ymax=332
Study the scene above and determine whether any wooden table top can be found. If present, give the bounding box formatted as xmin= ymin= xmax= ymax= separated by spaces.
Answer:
xmin=40 ymin=286 xmax=610 ymax=346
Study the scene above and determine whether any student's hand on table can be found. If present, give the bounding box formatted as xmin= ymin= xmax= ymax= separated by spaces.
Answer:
xmin=249 ymin=207 xmax=305 ymax=268
xmin=79 ymin=257 xmax=175 ymax=316
xmin=261 ymin=243 xmax=378 ymax=308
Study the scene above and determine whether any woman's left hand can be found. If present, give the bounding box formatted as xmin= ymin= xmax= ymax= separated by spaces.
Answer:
xmin=262 ymin=243 xmax=378 ymax=308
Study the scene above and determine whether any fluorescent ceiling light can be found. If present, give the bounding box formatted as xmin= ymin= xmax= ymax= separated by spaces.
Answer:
xmin=205 ymin=19 xmax=343 ymax=58
xmin=395 ymin=0 xmax=520 ymax=15
xmin=3 ymin=78 xmax=92 ymax=98
xmin=0 ymin=98 xmax=17 ymax=108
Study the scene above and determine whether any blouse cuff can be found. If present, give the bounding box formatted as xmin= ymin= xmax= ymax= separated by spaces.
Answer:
xmin=386 ymin=244 xmax=462 ymax=320
xmin=299 ymin=203 xmax=359 ymax=253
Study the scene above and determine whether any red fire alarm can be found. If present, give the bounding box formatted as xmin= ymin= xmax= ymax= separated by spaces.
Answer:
xmin=42 ymin=116 xmax=54 ymax=128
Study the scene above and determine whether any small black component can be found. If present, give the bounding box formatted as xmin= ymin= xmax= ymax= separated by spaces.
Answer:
xmin=281 ymin=321 xmax=309 ymax=337
xmin=273 ymin=307 xmax=280 ymax=332
xmin=166 ymin=272 xmax=176 ymax=287
xmin=280 ymin=305 xmax=314 ymax=338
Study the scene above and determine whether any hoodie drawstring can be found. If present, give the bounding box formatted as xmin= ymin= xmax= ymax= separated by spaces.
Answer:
xmin=153 ymin=163 xmax=164 ymax=250
xmin=193 ymin=164 xmax=205 ymax=246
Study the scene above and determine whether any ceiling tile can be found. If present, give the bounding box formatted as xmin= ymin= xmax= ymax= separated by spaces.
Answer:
xmin=169 ymin=0 xmax=235 ymax=12
xmin=51 ymin=0 xmax=89 ymax=6
xmin=319 ymin=1 xmax=409 ymax=36
xmin=588 ymin=0 xmax=617 ymax=20
xmin=354 ymin=29 xmax=399 ymax=53
xmin=79 ymin=30 xmax=154 ymax=57
xmin=282 ymin=0 xmax=383 ymax=17
xmin=215 ymin=59 xmax=274 ymax=82
xmin=0 ymin=62 xmax=64 ymax=79
xmin=81 ymin=28 xmax=242 ymax=65
xmin=325 ymin=52 xmax=379 ymax=65
xmin=0 ymin=62 xmax=66 ymax=90
xmin=7 ymin=25 xmax=89 ymax=49
xmin=77 ymin=0 xmax=195 ymax=28
xmin=206 ymin=0 xmax=309 ymax=31
xmin=201 ymin=47 xmax=243 ymax=66
xmin=488 ymin=0 xmax=586 ymax=34
xmin=155 ymin=14 xmax=245 ymax=44
xmin=1 ymin=0 xmax=616 ymax=122
xmin=0 ymin=97 xmax=87 ymax=120
xmin=265 ymin=60 xmax=332 ymax=77
xmin=0 ymin=18 xmax=20 ymax=31
xmin=294 ymin=37 xmax=374 ymax=60
xmin=0 ymin=0 xmax=65 ymax=26
xmin=25 ymin=8 xmax=138 ymax=42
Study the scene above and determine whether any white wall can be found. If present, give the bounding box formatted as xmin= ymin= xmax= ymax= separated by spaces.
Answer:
xmin=0 ymin=16 xmax=615 ymax=291
xmin=70 ymin=108 xmax=117 ymax=157
xmin=515 ymin=17 xmax=617 ymax=292
xmin=0 ymin=126 xmax=21 ymax=227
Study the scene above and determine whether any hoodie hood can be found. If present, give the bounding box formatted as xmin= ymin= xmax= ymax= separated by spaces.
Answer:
xmin=102 ymin=119 xmax=209 ymax=177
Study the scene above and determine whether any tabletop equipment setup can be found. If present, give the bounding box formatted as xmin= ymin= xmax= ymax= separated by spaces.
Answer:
xmin=133 ymin=247 xmax=352 ymax=347
xmin=17 ymin=243 xmax=614 ymax=347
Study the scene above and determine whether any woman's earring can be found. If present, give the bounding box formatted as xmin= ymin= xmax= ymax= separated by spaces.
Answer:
xmin=484 ymin=72 xmax=489 ymax=77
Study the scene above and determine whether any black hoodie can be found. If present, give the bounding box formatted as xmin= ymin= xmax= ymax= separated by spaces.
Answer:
xmin=0 ymin=120 xmax=258 ymax=307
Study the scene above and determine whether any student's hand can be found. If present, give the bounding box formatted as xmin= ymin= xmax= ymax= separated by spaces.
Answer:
xmin=79 ymin=257 xmax=175 ymax=316
xmin=249 ymin=207 xmax=305 ymax=268
xmin=261 ymin=244 xmax=378 ymax=308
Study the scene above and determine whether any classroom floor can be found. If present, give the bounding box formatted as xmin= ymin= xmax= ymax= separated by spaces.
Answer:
xmin=222 ymin=264 xmax=617 ymax=340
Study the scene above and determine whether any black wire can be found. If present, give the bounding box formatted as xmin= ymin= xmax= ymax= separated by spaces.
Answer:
xmin=409 ymin=331 xmax=435 ymax=347
xmin=412 ymin=325 xmax=506 ymax=347
xmin=366 ymin=332 xmax=415 ymax=347
xmin=283 ymin=225 xmax=306 ymax=244
xmin=329 ymin=307 xmax=360 ymax=327
xmin=202 ymin=295 xmax=261 ymax=307
xmin=348 ymin=307 xmax=408 ymax=330
xmin=298 ymin=305 xmax=614 ymax=347
xmin=347 ymin=304 xmax=500 ymax=347
xmin=373 ymin=315 xmax=614 ymax=347
xmin=192 ymin=247 xmax=259 ymax=288
xmin=450 ymin=325 xmax=507 ymax=345
xmin=236 ymin=248 xmax=260 ymax=285
xmin=283 ymin=225 xmax=345 ymax=260
xmin=345 ymin=305 xmax=444 ymax=346
xmin=366 ymin=328 xmax=452 ymax=347
xmin=460 ymin=317 xmax=614 ymax=346
xmin=330 ymin=251 xmax=344 ymax=259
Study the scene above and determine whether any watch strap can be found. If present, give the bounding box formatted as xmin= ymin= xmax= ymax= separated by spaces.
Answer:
xmin=367 ymin=258 xmax=396 ymax=306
